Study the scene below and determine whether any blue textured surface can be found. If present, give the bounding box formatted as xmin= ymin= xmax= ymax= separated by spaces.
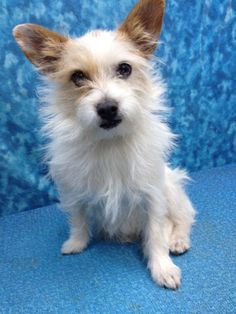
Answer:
xmin=0 ymin=164 xmax=236 ymax=313
xmin=0 ymin=0 xmax=236 ymax=215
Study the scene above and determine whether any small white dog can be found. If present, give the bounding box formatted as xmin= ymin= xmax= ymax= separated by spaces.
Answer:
xmin=13 ymin=0 xmax=195 ymax=289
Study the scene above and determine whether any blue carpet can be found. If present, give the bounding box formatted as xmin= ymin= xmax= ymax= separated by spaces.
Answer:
xmin=0 ymin=164 xmax=236 ymax=313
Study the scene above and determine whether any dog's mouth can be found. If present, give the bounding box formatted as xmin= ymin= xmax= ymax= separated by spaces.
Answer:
xmin=100 ymin=118 xmax=122 ymax=130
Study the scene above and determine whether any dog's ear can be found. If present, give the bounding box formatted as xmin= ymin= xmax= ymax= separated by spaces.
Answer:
xmin=119 ymin=0 xmax=165 ymax=57
xmin=13 ymin=23 xmax=67 ymax=74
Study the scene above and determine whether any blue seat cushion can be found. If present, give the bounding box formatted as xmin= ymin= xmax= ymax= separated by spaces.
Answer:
xmin=1 ymin=164 xmax=236 ymax=313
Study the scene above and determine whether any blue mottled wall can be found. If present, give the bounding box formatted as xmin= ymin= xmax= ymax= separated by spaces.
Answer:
xmin=0 ymin=0 xmax=235 ymax=216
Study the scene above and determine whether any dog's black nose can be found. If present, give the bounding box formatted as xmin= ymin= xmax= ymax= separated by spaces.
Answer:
xmin=97 ymin=99 xmax=118 ymax=120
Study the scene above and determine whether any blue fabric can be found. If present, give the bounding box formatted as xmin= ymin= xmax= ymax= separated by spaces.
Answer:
xmin=0 ymin=0 xmax=235 ymax=215
xmin=1 ymin=164 xmax=236 ymax=313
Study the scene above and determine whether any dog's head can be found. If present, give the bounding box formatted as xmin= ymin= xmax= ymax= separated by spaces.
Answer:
xmin=13 ymin=0 xmax=165 ymax=139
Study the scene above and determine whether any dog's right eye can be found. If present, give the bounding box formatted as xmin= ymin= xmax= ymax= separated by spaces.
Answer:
xmin=71 ymin=71 xmax=87 ymax=86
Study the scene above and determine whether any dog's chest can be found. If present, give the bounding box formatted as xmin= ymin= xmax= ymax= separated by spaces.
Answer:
xmin=53 ymin=137 xmax=158 ymax=213
xmin=80 ymin=141 xmax=146 ymax=193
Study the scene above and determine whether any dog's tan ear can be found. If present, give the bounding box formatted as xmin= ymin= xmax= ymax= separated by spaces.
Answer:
xmin=119 ymin=0 xmax=165 ymax=57
xmin=13 ymin=23 xmax=68 ymax=74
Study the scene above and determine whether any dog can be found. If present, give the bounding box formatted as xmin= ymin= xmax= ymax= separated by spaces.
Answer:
xmin=13 ymin=0 xmax=195 ymax=289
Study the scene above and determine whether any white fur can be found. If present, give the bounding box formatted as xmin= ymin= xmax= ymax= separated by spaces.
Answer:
xmin=37 ymin=30 xmax=196 ymax=289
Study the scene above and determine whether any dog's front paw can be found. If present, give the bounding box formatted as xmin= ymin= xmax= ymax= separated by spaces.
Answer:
xmin=61 ymin=238 xmax=88 ymax=255
xmin=149 ymin=260 xmax=181 ymax=289
xmin=169 ymin=236 xmax=190 ymax=255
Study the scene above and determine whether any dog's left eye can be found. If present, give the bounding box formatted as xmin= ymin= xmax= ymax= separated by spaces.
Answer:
xmin=116 ymin=63 xmax=132 ymax=79
xmin=71 ymin=70 xmax=87 ymax=86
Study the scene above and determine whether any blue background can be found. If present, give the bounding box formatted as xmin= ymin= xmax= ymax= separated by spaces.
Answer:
xmin=0 ymin=0 xmax=235 ymax=216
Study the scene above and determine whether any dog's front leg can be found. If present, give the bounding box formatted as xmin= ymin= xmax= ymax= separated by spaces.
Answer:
xmin=144 ymin=197 xmax=181 ymax=289
xmin=61 ymin=208 xmax=89 ymax=255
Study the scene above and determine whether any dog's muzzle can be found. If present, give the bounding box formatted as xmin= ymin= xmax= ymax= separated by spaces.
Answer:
xmin=97 ymin=99 xmax=122 ymax=130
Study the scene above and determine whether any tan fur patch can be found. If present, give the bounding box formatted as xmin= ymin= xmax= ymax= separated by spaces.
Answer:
xmin=118 ymin=0 xmax=165 ymax=56
xmin=13 ymin=24 xmax=68 ymax=73
xmin=80 ymin=58 xmax=99 ymax=82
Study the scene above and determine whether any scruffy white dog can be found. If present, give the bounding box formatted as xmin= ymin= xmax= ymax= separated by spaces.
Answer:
xmin=13 ymin=0 xmax=195 ymax=289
